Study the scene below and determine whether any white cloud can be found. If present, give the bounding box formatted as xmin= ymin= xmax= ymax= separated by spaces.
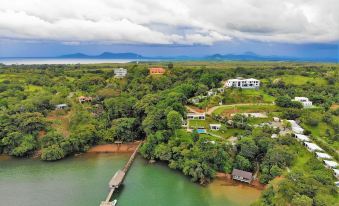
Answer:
xmin=0 ymin=0 xmax=338 ymax=45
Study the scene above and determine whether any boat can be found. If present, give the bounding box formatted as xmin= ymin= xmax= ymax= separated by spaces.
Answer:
xmin=112 ymin=199 xmax=117 ymax=206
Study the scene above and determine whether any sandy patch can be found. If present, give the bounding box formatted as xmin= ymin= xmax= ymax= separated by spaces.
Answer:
xmin=88 ymin=142 xmax=140 ymax=153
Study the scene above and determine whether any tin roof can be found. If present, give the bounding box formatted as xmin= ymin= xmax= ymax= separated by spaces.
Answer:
xmin=232 ymin=169 xmax=253 ymax=180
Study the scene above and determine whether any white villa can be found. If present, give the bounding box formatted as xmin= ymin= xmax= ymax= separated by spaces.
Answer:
xmin=287 ymin=120 xmax=304 ymax=134
xmin=304 ymin=142 xmax=324 ymax=152
xmin=323 ymin=160 xmax=338 ymax=169
xmin=224 ymin=78 xmax=260 ymax=89
xmin=209 ymin=124 xmax=221 ymax=130
xmin=187 ymin=113 xmax=206 ymax=120
xmin=294 ymin=134 xmax=310 ymax=142
xmin=293 ymin=97 xmax=312 ymax=108
xmin=315 ymin=152 xmax=332 ymax=160
xmin=114 ymin=68 xmax=127 ymax=78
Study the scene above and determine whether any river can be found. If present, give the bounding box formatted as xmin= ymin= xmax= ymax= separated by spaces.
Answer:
xmin=0 ymin=154 xmax=262 ymax=206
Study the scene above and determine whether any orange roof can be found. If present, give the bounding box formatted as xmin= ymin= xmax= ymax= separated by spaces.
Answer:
xmin=149 ymin=67 xmax=166 ymax=74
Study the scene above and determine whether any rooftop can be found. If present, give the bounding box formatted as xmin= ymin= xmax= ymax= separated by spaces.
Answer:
xmin=232 ymin=169 xmax=253 ymax=179
xmin=324 ymin=160 xmax=338 ymax=168
xmin=304 ymin=142 xmax=323 ymax=151
xmin=315 ymin=152 xmax=332 ymax=159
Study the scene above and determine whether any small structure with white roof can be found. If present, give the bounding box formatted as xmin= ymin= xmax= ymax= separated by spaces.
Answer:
xmin=209 ymin=124 xmax=221 ymax=130
xmin=287 ymin=120 xmax=304 ymax=134
xmin=294 ymin=134 xmax=310 ymax=142
xmin=304 ymin=142 xmax=324 ymax=152
xmin=315 ymin=152 xmax=332 ymax=160
xmin=323 ymin=160 xmax=338 ymax=169
xmin=114 ymin=68 xmax=127 ymax=78
xmin=224 ymin=78 xmax=260 ymax=89
xmin=187 ymin=113 xmax=206 ymax=120
xmin=55 ymin=103 xmax=68 ymax=110
xmin=293 ymin=97 xmax=312 ymax=108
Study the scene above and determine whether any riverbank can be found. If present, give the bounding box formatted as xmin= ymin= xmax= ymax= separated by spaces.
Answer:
xmin=87 ymin=142 xmax=140 ymax=153
xmin=215 ymin=172 xmax=266 ymax=190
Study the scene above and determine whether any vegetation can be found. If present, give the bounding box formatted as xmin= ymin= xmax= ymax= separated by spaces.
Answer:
xmin=0 ymin=61 xmax=338 ymax=204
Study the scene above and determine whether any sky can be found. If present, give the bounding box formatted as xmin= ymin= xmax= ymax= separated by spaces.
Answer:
xmin=0 ymin=0 xmax=338 ymax=60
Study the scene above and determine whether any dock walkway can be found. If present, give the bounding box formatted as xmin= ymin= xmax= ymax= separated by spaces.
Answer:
xmin=100 ymin=141 xmax=142 ymax=206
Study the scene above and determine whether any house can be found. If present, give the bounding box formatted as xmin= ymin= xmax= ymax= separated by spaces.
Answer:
xmin=287 ymin=120 xmax=304 ymax=134
xmin=79 ymin=96 xmax=92 ymax=103
xmin=224 ymin=78 xmax=260 ymax=89
xmin=324 ymin=160 xmax=338 ymax=169
xmin=232 ymin=169 xmax=253 ymax=184
xmin=273 ymin=117 xmax=280 ymax=122
xmin=55 ymin=104 xmax=68 ymax=110
xmin=149 ymin=67 xmax=166 ymax=75
xmin=187 ymin=113 xmax=205 ymax=120
xmin=294 ymin=134 xmax=310 ymax=142
xmin=333 ymin=169 xmax=339 ymax=179
xmin=271 ymin=134 xmax=278 ymax=138
xmin=207 ymin=88 xmax=224 ymax=96
xmin=315 ymin=152 xmax=332 ymax=160
xmin=209 ymin=124 xmax=221 ymax=130
xmin=304 ymin=142 xmax=324 ymax=152
xmin=188 ymin=96 xmax=206 ymax=104
xmin=114 ymin=68 xmax=127 ymax=78
xmin=293 ymin=97 xmax=312 ymax=108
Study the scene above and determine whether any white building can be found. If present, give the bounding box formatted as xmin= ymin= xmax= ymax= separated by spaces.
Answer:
xmin=224 ymin=78 xmax=260 ymax=89
xmin=333 ymin=169 xmax=339 ymax=179
xmin=315 ymin=152 xmax=332 ymax=160
xmin=187 ymin=113 xmax=206 ymax=120
xmin=287 ymin=120 xmax=304 ymax=134
xmin=304 ymin=142 xmax=324 ymax=152
xmin=294 ymin=134 xmax=310 ymax=142
xmin=323 ymin=160 xmax=338 ymax=169
xmin=114 ymin=68 xmax=127 ymax=78
xmin=209 ymin=124 xmax=221 ymax=130
xmin=293 ymin=97 xmax=312 ymax=108
xmin=207 ymin=88 xmax=224 ymax=96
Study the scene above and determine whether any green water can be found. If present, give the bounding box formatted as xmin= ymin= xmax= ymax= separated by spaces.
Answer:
xmin=0 ymin=154 xmax=261 ymax=206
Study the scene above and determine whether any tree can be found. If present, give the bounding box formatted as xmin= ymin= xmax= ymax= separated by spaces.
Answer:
xmin=166 ymin=111 xmax=182 ymax=131
xmin=41 ymin=145 xmax=65 ymax=161
xmin=291 ymin=195 xmax=313 ymax=206
xmin=111 ymin=118 xmax=138 ymax=142
xmin=233 ymin=155 xmax=252 ymax=171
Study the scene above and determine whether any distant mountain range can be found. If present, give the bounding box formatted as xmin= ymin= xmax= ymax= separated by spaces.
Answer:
xmin=58 ymin=52 xmax=337 ymax=62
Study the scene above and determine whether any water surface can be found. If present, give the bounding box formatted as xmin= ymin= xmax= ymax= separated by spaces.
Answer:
xmin=0 ymin=154 xmax=261 ymax=206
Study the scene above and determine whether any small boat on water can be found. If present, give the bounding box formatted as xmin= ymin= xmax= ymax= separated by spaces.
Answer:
xmin=112 ymin=199 xmax=117 ymax=206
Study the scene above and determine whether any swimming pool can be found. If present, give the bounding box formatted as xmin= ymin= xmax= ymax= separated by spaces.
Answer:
xmin=197 ymin=129 xmax=207 ymax=134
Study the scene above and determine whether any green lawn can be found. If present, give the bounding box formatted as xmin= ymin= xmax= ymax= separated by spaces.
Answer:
xmin=213 ymin=104 xmax=277 ymax=116
xmin=271 ymin=75 xmax=328 ymax=86
xmin=188 ymin=117 xmax=243 ymax=138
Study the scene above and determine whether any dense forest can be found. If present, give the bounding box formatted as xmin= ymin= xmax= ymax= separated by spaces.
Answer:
xmin=0 ymin=62 xmax=338 ymax=205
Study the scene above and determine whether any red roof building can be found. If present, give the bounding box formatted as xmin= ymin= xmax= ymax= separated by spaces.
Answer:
xmin=149 ymin=67 xmax=166 ymax=75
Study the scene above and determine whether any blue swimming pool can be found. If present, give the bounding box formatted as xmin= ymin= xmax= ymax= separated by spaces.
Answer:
xmin=197 ymin=129 xmax=207 ymax=134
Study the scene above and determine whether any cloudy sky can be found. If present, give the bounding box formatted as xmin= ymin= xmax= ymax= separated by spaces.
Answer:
xmin=0 ymin=0 xmax=338 ymax=59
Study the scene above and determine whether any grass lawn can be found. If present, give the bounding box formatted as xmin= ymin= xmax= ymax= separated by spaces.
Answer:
xmin=271 ymin=75 xmax=328 ymax=86
xmin=241 ymin=89 xmax=276 ymax=103
xmin=25 ymin=85 xmax=44 ymax=92
xmin=222 ymin=88 xmax=275 ymax=104
xmin=188 ymin=117 xmax=243 ymax=138
xmin=213 ymin=104 xmax=277 ymax=116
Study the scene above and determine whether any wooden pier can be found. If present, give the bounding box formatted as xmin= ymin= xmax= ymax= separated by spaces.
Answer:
xmin=100 ymin=142 xmax=142 ymax=206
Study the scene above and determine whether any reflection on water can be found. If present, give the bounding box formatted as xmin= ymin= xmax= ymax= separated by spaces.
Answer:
xmin=0 ymin=154 xmax=262 ymax=206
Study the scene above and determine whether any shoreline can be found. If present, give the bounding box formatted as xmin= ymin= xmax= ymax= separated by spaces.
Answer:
xmin=87 ymin=142 xmax=141 ymax=153
xmin=215 ymin=172 xmax=266 ymax=190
